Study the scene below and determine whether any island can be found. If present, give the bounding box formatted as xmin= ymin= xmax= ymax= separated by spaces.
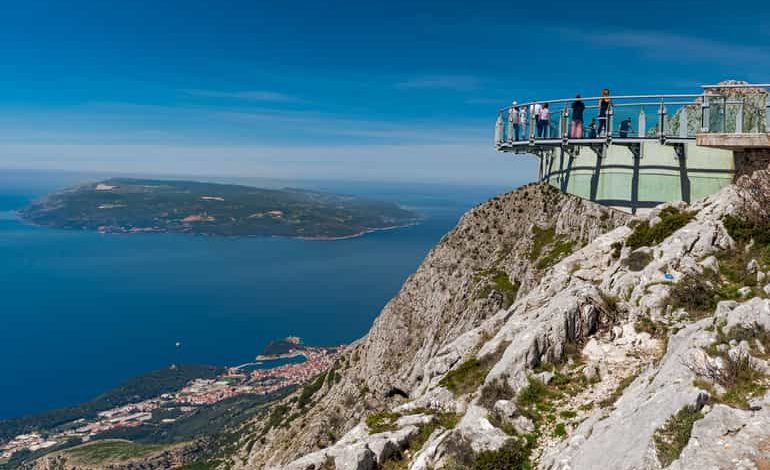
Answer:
xmin=19 ymin=178 xmax=421 ymax=239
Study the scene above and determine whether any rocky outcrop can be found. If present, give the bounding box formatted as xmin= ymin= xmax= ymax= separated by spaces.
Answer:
xmin=235 ymin=184 xmax=628 ymax=469
xmin=246 ymin=162 xmax=770 ymax=470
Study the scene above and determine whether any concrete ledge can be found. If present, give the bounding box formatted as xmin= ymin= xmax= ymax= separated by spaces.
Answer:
xmin=696 ymin=133 xmax=770 ymax=149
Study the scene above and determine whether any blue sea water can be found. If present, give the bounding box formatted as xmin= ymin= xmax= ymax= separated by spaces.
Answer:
xmin=0 ymin=170 xmax=526 ymax=419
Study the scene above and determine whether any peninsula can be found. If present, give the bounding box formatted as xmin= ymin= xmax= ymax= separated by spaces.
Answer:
xmin=19 ymin=178 xmax=420 ymax=239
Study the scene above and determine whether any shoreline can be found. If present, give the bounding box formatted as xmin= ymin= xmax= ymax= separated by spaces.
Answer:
xmin=15 ymin=212 xmax=423 ymax=241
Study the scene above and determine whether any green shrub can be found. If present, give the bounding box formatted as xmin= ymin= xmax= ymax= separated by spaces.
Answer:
xmin=653 ymin=405 xmax=703 ymax=467
xmin=478 ymin=377 xmax=515 ymax=410
xmin=473 ymin=439 xmax=532 ymax=470
xmin=626 ymin=208 xmax=695 ymax=249
xmin=667 ymin=273 xmax=722 ymax=318
xmin=298 ymin=372 xmax=327 ymax=408
xmin=622 ymin=250 xmax=653 ymax=272
xmin=552 ymin=422 xmax=567 ymax=438
xmin=635 ymin=316 xmax=666 ymax=337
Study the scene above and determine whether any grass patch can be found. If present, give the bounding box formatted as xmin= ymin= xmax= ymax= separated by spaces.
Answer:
xmin=379 ymin=409 xmax=462 ymax=469
xmin=698 ymin=326 xmax=768 ymax=410
xmin=530 ymin=226 xmax=555 ymax=261
xmin=536 ymin=237 xmax=575 ymax=269
xmin=441 ymin=343 xmax=509 ymax=397
xmin=64 ymin=440 xmax=167 ymax=465
xmin=366 ymin=411 xmax=401 ymax=434
xmin=475 ymin=270 xmax=520 ymax=309
xmin=653 ymin=405 xmax=703 ymax=467
xmin=626 ymin=207 xmax=696 ymax=250
xmin=717 ymin=354 xmax=766 ymax=409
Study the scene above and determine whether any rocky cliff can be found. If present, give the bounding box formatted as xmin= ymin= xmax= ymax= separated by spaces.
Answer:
xmin=228 ymin=184 xmax=629 ymax=469
xmin=235 ymin=165 xmax=770 ymax=469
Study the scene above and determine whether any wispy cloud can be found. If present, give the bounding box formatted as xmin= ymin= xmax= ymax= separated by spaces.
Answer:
xmin=395 ymin=75 xmax=483 ymax=91
xmin=557 ymin=28 xmax=770 ymax=64
xmin=183 ymin=89 xmax=304 ymax=103
xmin=0 ymin=142 xmax=535 ymax=186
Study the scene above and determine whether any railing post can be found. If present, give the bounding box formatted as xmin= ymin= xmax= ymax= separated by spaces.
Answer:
xmin=766 ymin=95 xmax=770 ymax=132
xmin=607 ymin=104 xmax=614 ymax=141
xmin=736 ymin=100 xmax=744 ymax=133
xmin=507 ymin=110 xmax=514 ymax=143
xmin=679 ymin=106 xmax=688 ymax=138
xmin=562 ymin=105 xmax=569 ymax=140
xmin=495 ymin=112 xmax=503 ymax=144
xmin=658 ymin=100 xmax=666 ymax=142
xmin=720 ymin=97 xmax=726 ymax=133
xmin=638 ymin=108 xmax=646 ymax=137
xmin=529 ymin=106 xmax=536 ymax=143
xmin=701 ymin=96 xmax=710 ymax=132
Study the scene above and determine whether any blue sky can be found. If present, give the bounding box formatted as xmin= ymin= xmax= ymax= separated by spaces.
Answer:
xmin=0 ymin=0 xmax=768 ymax=184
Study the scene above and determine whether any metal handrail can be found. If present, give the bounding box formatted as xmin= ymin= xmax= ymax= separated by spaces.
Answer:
xmin=498 ymin=94 xmax=702 ymax=112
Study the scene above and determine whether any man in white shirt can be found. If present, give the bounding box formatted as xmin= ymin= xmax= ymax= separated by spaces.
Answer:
xmin=532 ymin=103 xmax=543 ymax=139
xmin=508 ymin=102 xmax=518 ymax=142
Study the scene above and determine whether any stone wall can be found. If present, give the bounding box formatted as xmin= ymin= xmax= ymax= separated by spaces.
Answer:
xmin=734 ymin=148 xmax=770 ymax=180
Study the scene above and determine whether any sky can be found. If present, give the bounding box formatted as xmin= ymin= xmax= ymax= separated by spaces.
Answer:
xmin=0 ymin=0 xmax=768 ymax=185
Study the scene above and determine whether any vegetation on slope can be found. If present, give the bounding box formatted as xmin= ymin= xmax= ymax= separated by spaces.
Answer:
xmin=0 ymin=364 xmax=223 ymax=442
xmin=653 ymin=405 xmax=703 ymax=467
xmin=20 ymin=178 xmax=420 ymax=239
xmin=625 ymin=207 xmax=696 ymax=249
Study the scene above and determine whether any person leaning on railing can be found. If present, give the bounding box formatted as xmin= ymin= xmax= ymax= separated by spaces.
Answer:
xmin=571 ymin=94 xmax=585 ymax=138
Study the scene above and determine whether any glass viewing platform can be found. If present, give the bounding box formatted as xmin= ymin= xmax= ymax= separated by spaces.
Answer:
xmin=495 ymin=83 xmax=770 ymax=150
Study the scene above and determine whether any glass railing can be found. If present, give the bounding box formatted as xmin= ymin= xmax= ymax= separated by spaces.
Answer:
xmin=496 ymin=84 xmax=769 ymax=147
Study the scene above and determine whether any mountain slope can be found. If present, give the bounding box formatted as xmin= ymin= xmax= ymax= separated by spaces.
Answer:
xmin=230 ymin=183 xmax=629 ymax=469
xmin=268 ymin=165 xmax=770 ymax=470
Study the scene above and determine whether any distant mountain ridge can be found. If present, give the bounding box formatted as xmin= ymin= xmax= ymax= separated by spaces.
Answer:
xmin=19 ymin=178 xmax=420 ymax=239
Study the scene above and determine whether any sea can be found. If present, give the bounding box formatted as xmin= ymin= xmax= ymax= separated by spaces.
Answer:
xmin=0 ymin=170 xmax=530 ymax=420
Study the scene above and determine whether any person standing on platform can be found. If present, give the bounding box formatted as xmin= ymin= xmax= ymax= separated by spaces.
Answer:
xmin=509 ymin=102 xmax=520 ymax=142
xmin=571 ymin=94 xmax=585 ymax=138
xmin=533 ymin=102 xmax=543 ymax=138
xmin=587 ymin=118 xmax=597 ymax=138
xmin=598 ymin=88 xmax=611 ymax=136
xmin=539 ymin=103 xmax=550 ymax=138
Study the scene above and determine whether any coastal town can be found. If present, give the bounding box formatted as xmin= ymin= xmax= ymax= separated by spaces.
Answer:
xmin=0 ymin=341 xmax=342 ymax=462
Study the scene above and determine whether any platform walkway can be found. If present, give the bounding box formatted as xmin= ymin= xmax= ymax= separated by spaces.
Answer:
xmin=495 ymin=83 xmax=770 ymax=214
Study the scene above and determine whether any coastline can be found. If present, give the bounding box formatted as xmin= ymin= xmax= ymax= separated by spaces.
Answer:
xmin=253 ymin=350 xmax=308 ymax=362
xmin=15 ymin=211 xmax=423 ymax=241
